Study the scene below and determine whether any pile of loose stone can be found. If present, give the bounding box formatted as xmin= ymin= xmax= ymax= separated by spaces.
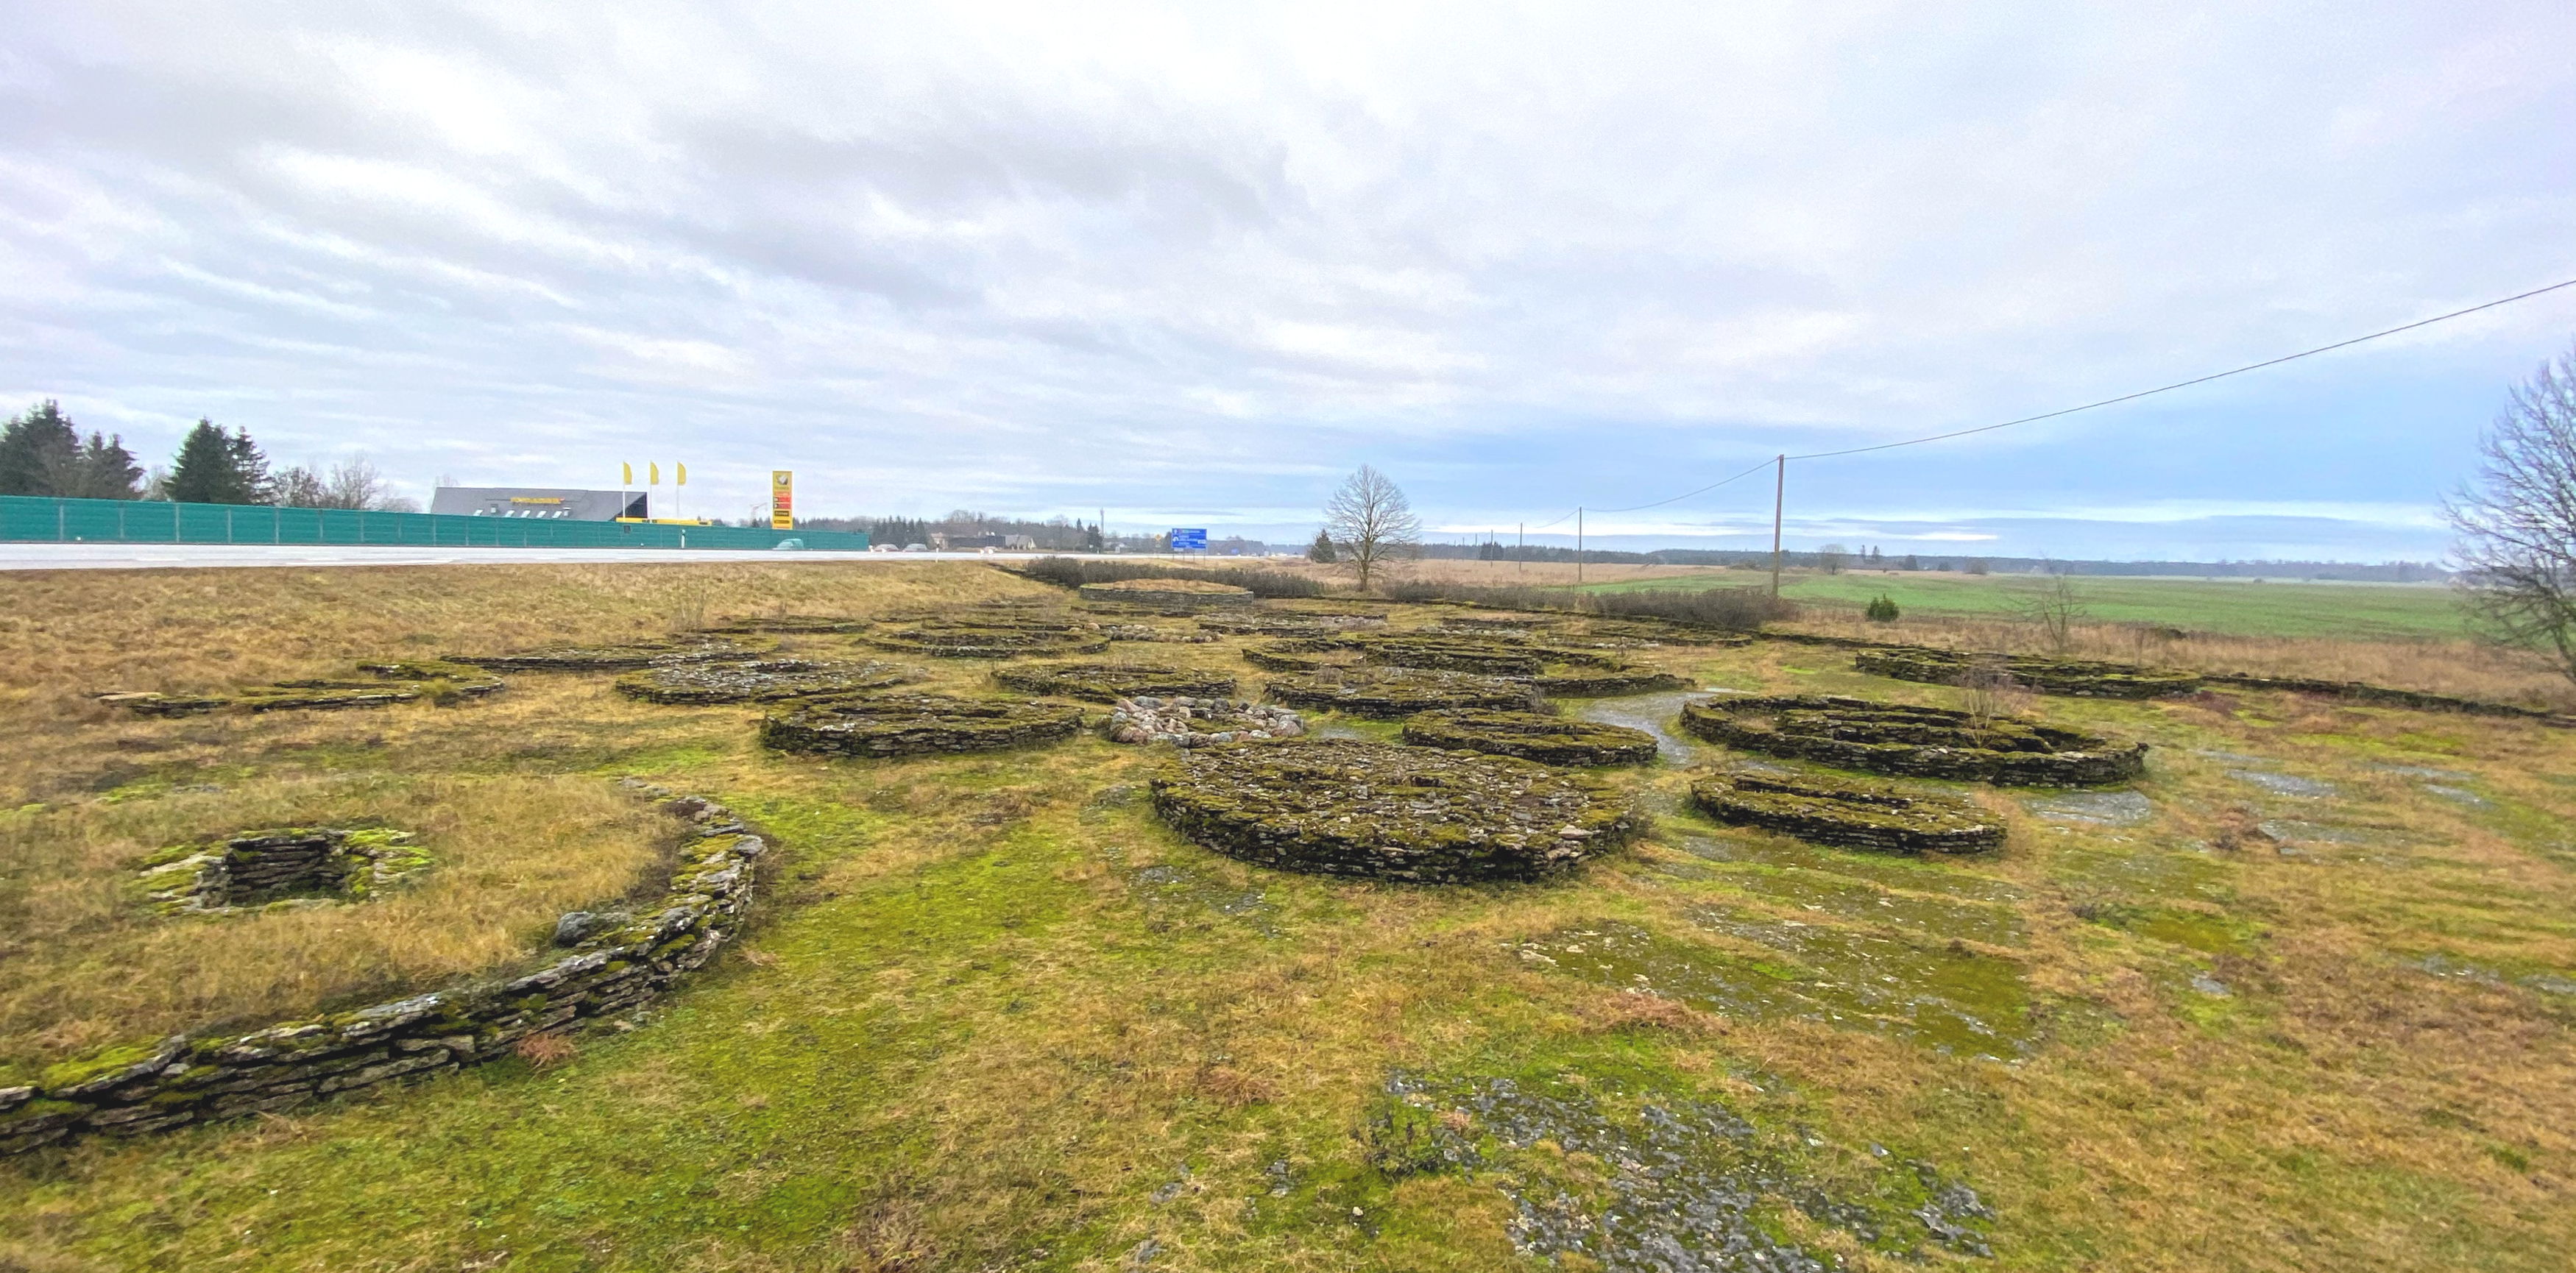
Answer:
xmin=99 ymin=660 xmax=505 ymax=717
xmin=760 ymin=694 xmax=1085 ymax=758
xmin=994 ymin=662 xmax=1237 ymax=703
xmin=1680 ymin=694 xmax=2147 ymax=787
xmin=1105 ymin=696 xmax=1303 ymax=746
xmin=1401 ymin=709 xmax=1659 ymax=767
xmin=1853 ymin=648 xmax=2201 ymax=699
xmin=1149 ymin=740 xmax=1638 ymax=882
xmin=1691 ymin=770 xmax=2005 ymax=854
xmin=1 ymin=784 xmax=762 ymax=1157
xmin=615 ymin=658 xmax=923 ymax=704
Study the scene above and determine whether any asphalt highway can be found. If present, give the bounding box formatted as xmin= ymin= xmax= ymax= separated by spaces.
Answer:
xmin=0 ymin=545 xmax=1058 ymax=571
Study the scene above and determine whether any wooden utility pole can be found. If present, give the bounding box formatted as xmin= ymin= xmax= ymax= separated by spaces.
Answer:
xmin=1769 ymin=455 xmax=1785 ymax=597
xmin=1517 ymin=522 xmax=1524 ymax=575
xmin=1576 ymin=508 xmax=1584 ymax=586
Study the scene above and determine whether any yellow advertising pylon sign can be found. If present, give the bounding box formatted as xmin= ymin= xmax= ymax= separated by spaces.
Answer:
xmin=771 ymin=471 xmax=793 ymax=530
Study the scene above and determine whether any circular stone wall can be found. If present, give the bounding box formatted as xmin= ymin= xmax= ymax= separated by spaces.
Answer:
xmin=1196 ymin=614 xmax=1386 ymax=636
xmin=1851 ymin=648 xmax=2200 ymax=699
xmin=1691 ymin=771 xmax=2004 ymax=854
xmin=759 ymin=695 xmax=1084 ymax=757
xmin=1401 ymin=709 xmax=1659 ymax=766
xmin=1265 ymin=667 xmax=1543 ymax=717
xmin=1076 ymin=578 xmax=1257 ymax=610
xmin=447 ymin=639 xmax=760 ymax=670
xmin=864 ymin=625 xmax=1110 ymax=659
xmin=994 ymin=662 xmax=1238 ymax=702
xmin=1148 ymin=740 xmax=1637 ymax=882
xmin=1105 ymin=696 xmax=1303 ymax=745
xmin=1677 ymin=695 xmax=2146 ymax=787
xmin=615 ymin=659 xmax=923 ymax=704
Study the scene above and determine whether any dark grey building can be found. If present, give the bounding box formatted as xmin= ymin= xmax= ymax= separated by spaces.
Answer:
xmin=428 ymin=487 xmax=648 ymax=521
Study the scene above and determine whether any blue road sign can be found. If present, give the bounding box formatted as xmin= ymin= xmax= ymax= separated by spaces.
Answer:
xmin=1168 ymin=528 xmax=1207 ymax=551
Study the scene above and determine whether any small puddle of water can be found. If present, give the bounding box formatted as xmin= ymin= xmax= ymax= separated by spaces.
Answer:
xmin=1568 ymin=690 xmax=1705 ymax=762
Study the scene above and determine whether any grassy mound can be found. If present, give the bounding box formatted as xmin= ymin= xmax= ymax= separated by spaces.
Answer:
xmin=992 ymin=662 xmax=1238 ymax=703
xmin=1691 ymin=770 xmax=2006 ymax=854
xmin=1264 ymin=667 xmax=1543 ymax=717
xmin=1148 ymin=739 xmax=1638 ymax=882
xmin=1853 ymin=648 xmax=2201 ymax=698
xmin=758 ymin=695 xmax=1084 ymax=758
xmin=1678 ymin=694 xmax=2147 ymax=787
xmin=1401 ymin=709 xmax=1660 ymax=766
xmin=613 ymin=659 xmax=923 ymax=704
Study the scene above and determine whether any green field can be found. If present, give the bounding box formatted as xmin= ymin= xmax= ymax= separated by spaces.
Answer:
xmin=1580 ymin=570 xmax=2471 ymax=641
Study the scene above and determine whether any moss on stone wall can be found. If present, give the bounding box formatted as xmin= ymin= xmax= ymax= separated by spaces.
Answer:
xmin=1149 ymin=739 xmax=1638 ymax=882
xmin=993 ymin=662 xmax=1237 ymax=703
xmin=1264 ymin=667 xmax=1544 ymax=717
xmin=1852 ymin=648 xmax=2200 ymax=699
xmin=447 ymin=639 xmax=762 ymax=671
xmin=615 ymin=659 xmax=923 ymax=704
xmin=100 ymin=661 xmax=506 ymax=717
xmin=1678 ymin=695 xmax=2147 ymax=787
xmin=759 ymin=695 xmax=1085 ymax=758
xmin=1691 ymin=770 xmax=2005 ymax=854
xmin=1401 ymin=709 xmax=1660 ymax=766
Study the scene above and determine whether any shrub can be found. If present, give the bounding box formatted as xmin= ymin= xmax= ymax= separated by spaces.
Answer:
xmin=1374 ymin=581 xmax=1795 ymax=632
xmin=1016 ymin=556 xmax=1322 ymax=598
xmin=1865 ymin=595 xmax=1900 ymax=623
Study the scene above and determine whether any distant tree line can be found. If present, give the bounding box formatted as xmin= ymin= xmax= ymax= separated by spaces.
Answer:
xmin=1432 ymin=538 xmax=2444 ymax=581
xmin=0 ymin=401 xmax=416 ymax=511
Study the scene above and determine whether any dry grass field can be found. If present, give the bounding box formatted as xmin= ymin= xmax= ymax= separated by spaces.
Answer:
xmin=0 ymin=559 xmax=2570 ymax=1272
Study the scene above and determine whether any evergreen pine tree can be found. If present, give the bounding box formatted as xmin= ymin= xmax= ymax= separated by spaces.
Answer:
xmin=1308 ymin=528 xmax=1338 ymax=564
xmin=65 ymin=433 xmax=144 ymax=499
xmin=0 ymin=400 xmax=79 ymax=496
xmin=166 ymin=419 xmax=272 ymax=504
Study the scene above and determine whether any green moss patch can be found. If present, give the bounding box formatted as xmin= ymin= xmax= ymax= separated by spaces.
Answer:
xmin=1691 ymin=770 xmax=2005 ymax=854
xmin=1680 ymin=694 xmax=2148 ymax=787
xmin=614 ymin=659 xmax=924 ymax=704
xmin=1401 ymin=709 xmax=1659 ymax=767
xmin=128 ymin=827 xmax=430 ymax=915
xmin=1148 ymin=738 xmax=1638 ymax=882
xmin=1853 ymin=648 xmax=2201 ymax=698
xmin=758 ymin=695 xmax=1085 ymax=758
xmin=992 ymin=662 xmax=1237 ymax=703
xmin=1264 ymin=667 xmax=1543 ymax=717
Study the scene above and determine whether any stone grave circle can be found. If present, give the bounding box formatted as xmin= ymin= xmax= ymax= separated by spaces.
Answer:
xmin=1075 ymin=578 xmax=1258 ymax=610
xmin=1679 ymin=694 xmax=2147 ymax=787
xmin=99 ymin=660 xmax=505 ymax=717
xmin=1105 ymin=696 xmax=1303 ymax=746
xmin=1853 ymin=648 xmax=2200 ymax=699
xmin=1265 ymin=667 xmax=1544 ymax=717
xmin=1195 ymin=613 xmax=1387 ymax=636
xmin=759 ymin=694 xmax=1085 ymax=758
xmin=447 ymin=637 xmax=761 ymax=671
xmin=1148 ymin=739 xmax=1638 ymax=882
xmin=130 ymin=828 xmax=431 ymax=915
xmin=863 ymin=623 xmax=1110 ymax=659
xmin=615 ymin=658 xmax=924 ymax=704
xmin=1691 ymin=770 xmax=2005 ymax=855
xmin=1401 ymin=709 xmax=1660 ymax=767
xmin=994 ymin=662 xmax=1238 ymax=703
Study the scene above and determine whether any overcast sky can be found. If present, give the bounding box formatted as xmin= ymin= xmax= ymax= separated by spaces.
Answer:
xmin=5 ymin=2 xmax=2572 ymax=559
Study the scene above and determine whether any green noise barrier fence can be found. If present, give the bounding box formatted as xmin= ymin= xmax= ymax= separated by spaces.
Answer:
xmin=0 ymin=495 xmax=868 ymax=552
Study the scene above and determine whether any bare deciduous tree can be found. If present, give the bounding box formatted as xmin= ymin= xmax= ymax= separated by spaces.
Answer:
xmin=1323 ymin=464 xmax=1420 ymax=592
xmin=2010 ymin=572 xmax=2087 ymax=656
xmin=2447 ymin=340 xmax=2576 ymax=684
xmin=1816 ymin=543 xmax=1847 ymax=575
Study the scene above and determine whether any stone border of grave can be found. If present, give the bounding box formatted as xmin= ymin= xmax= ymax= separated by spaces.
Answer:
xmin=129 ymin=829 xmax=429 ymax=915
xmin=96 ymin=661 xmax=505 ymax=717
xmin=1852 ymin=648 xmax=2201 ymax=699
xmin=863 ymin=625 xmax=1111 ymax=659
xmin=1105 ymin=696 xmax=1303 ymax=745
xmin=613 ymin=658 xmax=924 ymax=705
xmin=0 ymin=783 xmax=763 ymax=1157
xmin=1195 ymin=613 xmax=1387 ymax=636
xmin=1678 ymin=694 xmax=2147 ymax=787
xmin=759 ymin=694 xmax=1086 ymax=757
xmin=1265 ymin=667 xmax=1544 ymax=717
xmin=1076 ymin=579 xmax=1257 ymax=610
xmin=1401 ymin=709 xmax=1660 ymax=766
xmin=1149 ymin=739 xmax=1638 ymax=882
xmin=1101 ymin=624 xmax=1222 ymax=644
xmin=1523 ymin=668 xmax=1690 ymax=698
xmin=445 ymin=639 xmax=762 ymax=671
xmin=1691 ymin=770 xmax=2005 ymax=854
xmin=994 ymin=662 xmax=1238 ymax=703
xmin=701 ymin=615 xmax=873 ymax=634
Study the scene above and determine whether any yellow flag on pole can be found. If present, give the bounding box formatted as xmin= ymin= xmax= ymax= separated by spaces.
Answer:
xmin=676 ymin=463 xmax=687 ymax=486
xmin=649 ymin=462 xmax=660 ymax=485
xmin=622 ymin=462 xmax=632 ymax=485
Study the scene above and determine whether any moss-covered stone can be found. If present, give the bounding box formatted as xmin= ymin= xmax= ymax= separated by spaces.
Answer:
xmin=863 ymin=623 xmax=1109 ymax=659
xmin=700 ymin=615 xmax=873 ymax=634
xmin=1524 ymin=667 xmax=1690 ymax=698
xmin=614 ymin=659 xmax=923 ymax=704
xmin=128 ymin=827 xmax=431 ymax=915
xmin=1401 ymin=709 xmax=1660 ymax=766
xmin=759 ymin=694 xmax=1085 ymax=757
xmin=1691 ymin=770 xmax=2006 ymax=854
xmin=1678 ymin=694 xmax=2147 ymax=787
xmin=101 ymin=661 xmax=505 ymax=716
xmin=447 ymin=638 xmax=760 ymax=671
xmin=1265 ymin=667 xmax=1544 ymax=717
xmin=992 ymin=662 xmax=1237 ymax=703
xmin=1195 ymin=613 xmax=1387 ymax=636
xmin=1853 ymin=648 xmax=2201 ymax=699
xmin=1149 ymin=739 xmax=1638 ymax=882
